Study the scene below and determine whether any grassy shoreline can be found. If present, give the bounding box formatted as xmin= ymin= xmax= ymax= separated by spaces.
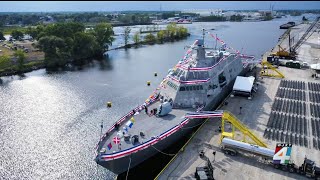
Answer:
xmin=0 ymin=60 xmax=44 ymax=77
xmin=109 ymin=33 xmax=191 ymax=51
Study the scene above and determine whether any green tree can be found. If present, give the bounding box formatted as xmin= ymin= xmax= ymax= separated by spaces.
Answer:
xmin=262 ymin=14 xmax=273 ymax=21
xmin=0 ymin=31 xmax=5 ymax=40
xmin=26 ymin=27 xmax=38 ymax=39
xmin=176 ymin=26 xmax=188 ymax=38
xmin=157 ymin=30 xmax=165 ymax=43
xmin=124 ymin=26 xmax=131 ymax=46
xmin=72 ymin=32 xmax=98 ymax=63
xmin=35 ymin=24 xmax=46 ymax=40
xmin=230 ymin=15 xmax=244 ymax=22
xmin=162 ymin=12 xmax=176 ymax=19
xmin=11 ymin=30 xmax=24 ymax=40
xmin=0 ymin=55 xmax=11 ymax=69
xmin=144 ymin=33 xmax=156 ymax=44
xmin=166 ymin=23 xmax=177 ymax=39
xmin=118 ymin=14 xmax=131 ymax=24
xmin=131 ymin=15 xmax=136 ymax=23
xmin=37 ymin=36 xmax=69 ymax=68
xmin=133 ymin=32 xmax=140 ymax=44
xmin=92 ymin=22 xmax=114 ymax=55
xmin=41 ymin=22 xmax=85 ymax=40
xmin=14 ymin=49 xmax=26 ymax=71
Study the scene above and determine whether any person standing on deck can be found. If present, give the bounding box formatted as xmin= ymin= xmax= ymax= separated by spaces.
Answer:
xmin=144 ymin=105 xmax=148 ymax=115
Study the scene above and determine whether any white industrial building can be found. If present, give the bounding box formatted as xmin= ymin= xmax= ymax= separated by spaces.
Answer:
xmin=181 ymin=9 xmax=223 ymax=17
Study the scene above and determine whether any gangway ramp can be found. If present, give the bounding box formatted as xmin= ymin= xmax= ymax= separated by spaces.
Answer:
xmin=185 ymin=110 xmax=267 ymax=148
xmin=221 ymin=111 xmax=268 ymax=148
xmin=260 ymin=60 xmax=285 ymax=79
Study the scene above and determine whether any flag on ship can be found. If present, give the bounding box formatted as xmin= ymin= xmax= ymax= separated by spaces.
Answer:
xmin=130 ymin=117 xmax=135 ymax=123
xmin=113 ymin=136 xmax=120 ymax=144
xmin=123 ymin=126 xmax=128 ymax=132
xmin=107 ymin=142 xmax=112 ymax=150
xmin=222 ymin=43 xmax=227 ymax=49
xmin=126 ymin=120 xmax=133 ymax=128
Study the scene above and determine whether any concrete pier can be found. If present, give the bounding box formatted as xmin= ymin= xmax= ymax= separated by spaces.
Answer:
xmin=156 ymin=19 xmax=320 ymax=180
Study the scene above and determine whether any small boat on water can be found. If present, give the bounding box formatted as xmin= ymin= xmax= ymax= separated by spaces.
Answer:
xmin=94 ymin=30 xmax=255 ymax=174
xmin=151 ymin=19 xmax=168 ymax=25
xmin=152 ymin=18 xmax=192 ymax=25
xmin=176 ymin=19 xmax=192 ymax=24
xmin=280 ymin=22 xmax=295 ymax=29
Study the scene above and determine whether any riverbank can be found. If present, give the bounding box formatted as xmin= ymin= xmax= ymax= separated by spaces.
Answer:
xmin=0 ymin=34 xmax=191 ymax=78
xmin=0 ymin=60 xmax=44 ymax=77
xmin=0 ymin=29 xmax=190 ymax=78
xmin=0 ymin=39 xmax=45 ymax=77
xmin=108 ymin=32 xmax=190 ymax=51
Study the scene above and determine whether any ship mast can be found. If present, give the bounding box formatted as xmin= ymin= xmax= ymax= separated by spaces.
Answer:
xmin=202 ymin=28 xmax=205 ymax=46
xmin=215 ymin=34 xmax=217 ymax=50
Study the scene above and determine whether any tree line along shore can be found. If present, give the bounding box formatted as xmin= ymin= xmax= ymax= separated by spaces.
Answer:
xmin=0 ymin=22 xmax=189 ymax=77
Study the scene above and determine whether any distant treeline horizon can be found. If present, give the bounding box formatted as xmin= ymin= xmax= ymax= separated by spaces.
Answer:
xmin=0 ymin=9 xmax=319 ymax=14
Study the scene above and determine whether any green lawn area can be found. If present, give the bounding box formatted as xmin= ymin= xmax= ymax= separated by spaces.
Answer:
xmin=0 ymin=60 xmax=44 ymax=74
xmin=0 ymin=40 xmax=45 ymax=74
xmin=1 ymin=26 xmax=28 ymax=35
xmin=0 ymin=46 xmax=13 ymax=56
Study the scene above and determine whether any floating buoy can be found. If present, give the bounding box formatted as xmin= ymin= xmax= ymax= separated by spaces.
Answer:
xmin=107 ymin=102 xmax=112 ymax=108
xmin=154 ymin=72 xmax=157 ymax=77
xmin=147 ymin=81 xmax=151 ymax=86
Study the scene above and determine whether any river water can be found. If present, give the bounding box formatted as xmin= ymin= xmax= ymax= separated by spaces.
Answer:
xmin=0 ymin=14 xmax=317 ymax=180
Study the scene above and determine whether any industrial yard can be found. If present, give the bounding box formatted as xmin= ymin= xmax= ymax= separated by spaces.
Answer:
xmin=156 ymin=18 xmax=320 ymax=180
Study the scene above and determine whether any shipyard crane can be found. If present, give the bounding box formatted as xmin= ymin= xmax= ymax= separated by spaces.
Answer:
xmin=270 ymin=16 xmax=320 ymax=61
xmin=263 ymin=16 xmax=320 ymax=79
xmin=270 ymin=45 xmax=295 ymax=59
xmin=291 ymin=16 xmax=320 ymax=52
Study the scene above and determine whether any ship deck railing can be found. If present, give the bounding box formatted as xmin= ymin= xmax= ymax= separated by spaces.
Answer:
xmin=94 ymin=91 xmax=160 ymax=155
xmin=98 ymin=100 xmax=192 ymax=155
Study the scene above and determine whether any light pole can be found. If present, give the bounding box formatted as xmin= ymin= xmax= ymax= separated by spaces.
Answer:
xmin=212 ymin=151 xmax=216 ymax=163
xmin=100 ymin=102 xmax=112 ymax=142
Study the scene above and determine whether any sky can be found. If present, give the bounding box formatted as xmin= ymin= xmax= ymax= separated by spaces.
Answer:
xmin=0 ymin=1 xmax=319 ymax=12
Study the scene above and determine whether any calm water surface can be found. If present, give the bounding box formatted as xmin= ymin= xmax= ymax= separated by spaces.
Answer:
xmin=0 ymin=15 xmax=316 ymax=179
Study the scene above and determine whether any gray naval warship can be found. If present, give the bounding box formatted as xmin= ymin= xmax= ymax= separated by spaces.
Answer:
xmin=95 ymin=30 xmax=255 ymax=174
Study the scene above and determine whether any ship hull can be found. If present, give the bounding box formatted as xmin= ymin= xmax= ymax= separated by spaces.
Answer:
xmin=96 ymin=117 xmax=203 ymax=174
xmin=96 ymin=67 xmax=248 ymax=175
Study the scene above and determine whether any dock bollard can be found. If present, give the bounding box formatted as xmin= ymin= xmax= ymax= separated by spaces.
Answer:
xmin=107 ymin=102 xmax=112 ymax=108
xmin=147 ymin=81 xmax=151 ymax=86
xmin=154 ymin=72 xmax=157 ymax=77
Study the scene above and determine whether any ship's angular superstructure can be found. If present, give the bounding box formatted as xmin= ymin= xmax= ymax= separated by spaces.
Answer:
xmin=95 ymin=30 xmax=255 ymax=174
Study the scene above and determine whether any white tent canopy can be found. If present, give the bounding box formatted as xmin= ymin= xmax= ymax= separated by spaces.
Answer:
xmin=233 ymin=76 xmax=255 ymax=93
xmin=310 ymin=63 xmax=320 ymax=71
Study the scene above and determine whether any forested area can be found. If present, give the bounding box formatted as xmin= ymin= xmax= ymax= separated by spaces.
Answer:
xmin=34 ymin=22 xmax=114 ymax=68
